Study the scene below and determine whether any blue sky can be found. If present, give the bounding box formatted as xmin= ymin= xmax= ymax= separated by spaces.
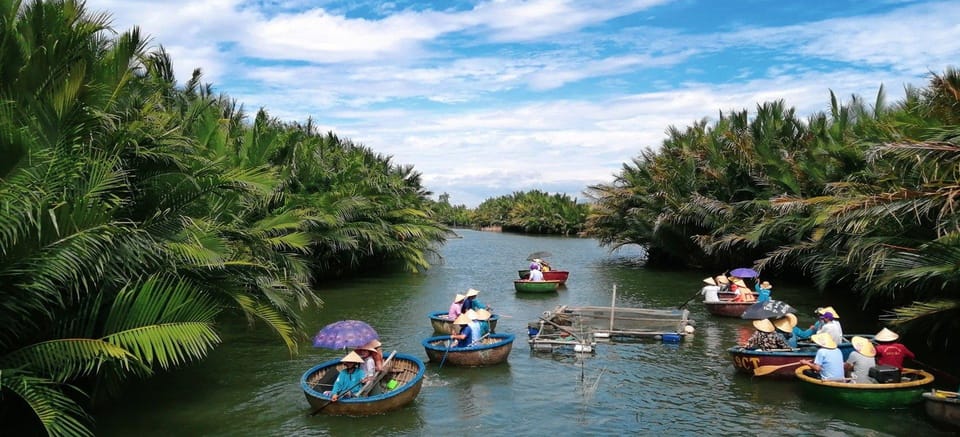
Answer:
xmin=87 ymin=0 xmax=960 ymax=207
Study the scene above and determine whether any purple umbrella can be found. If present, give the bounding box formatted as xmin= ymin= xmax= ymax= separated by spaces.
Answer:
xmin=729 ymin=267 xmax=760 ymax=278
xmin=312 ymin=320 xmax=379 ymax=349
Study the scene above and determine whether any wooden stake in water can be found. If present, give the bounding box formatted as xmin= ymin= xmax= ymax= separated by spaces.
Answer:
xmin=609 ymin=284 xmax=616 ymax=332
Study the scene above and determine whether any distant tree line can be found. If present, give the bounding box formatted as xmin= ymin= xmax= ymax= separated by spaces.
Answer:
xmin=429 ymin=190 xmax=590 ymax=236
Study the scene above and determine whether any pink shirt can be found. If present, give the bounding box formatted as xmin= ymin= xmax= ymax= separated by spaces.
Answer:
xmin=448 ymin=301 xmax=462 ymax=319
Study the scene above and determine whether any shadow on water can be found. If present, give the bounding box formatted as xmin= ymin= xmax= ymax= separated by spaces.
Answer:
xmin=94 ymin=230 xmax=953 ymax=436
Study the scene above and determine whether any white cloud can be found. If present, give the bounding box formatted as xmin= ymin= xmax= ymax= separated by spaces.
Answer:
xmin=82 ymin=0 xmax=960 ymax=207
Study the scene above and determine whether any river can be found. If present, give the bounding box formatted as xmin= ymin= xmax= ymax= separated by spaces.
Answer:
xmin=95 ymin=229 xmax=954 ymax=436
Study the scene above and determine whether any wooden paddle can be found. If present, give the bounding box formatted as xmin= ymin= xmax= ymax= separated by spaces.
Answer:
xmin=753 ymin=361 xmax=804 ymax=376
xmin=309 ymin=378 xmax=364 ymax=416
xmin=677 ymin=288 xmax=703 ymax=310
xmin=357 ymin=350 xmax=396 ymax=397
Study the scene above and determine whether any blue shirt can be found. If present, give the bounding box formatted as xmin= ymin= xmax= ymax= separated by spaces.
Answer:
xmin=331 ymin=367 xmax=364 ymax=397
xmin=814 ymin=347 xmax=845 ymax=381
xmin=753 ymin=283 xmax=771 ymax=302
xmin=460 ymin=297 xmax=486 ymax=312
xmin=455 ymin=325 xmax=474 ymax=348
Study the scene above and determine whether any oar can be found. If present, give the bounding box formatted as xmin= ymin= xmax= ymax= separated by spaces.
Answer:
xmin=309 ymin=378 xmax=365 ymax=416
xmin=753 ymin=361 xmax=804 ymax=376
xmin=677 ymin=288 xmax=703 ymax=310
xmin=910 ymin=358 xmax=960 ymax=386
xmin=468 ymin=333 xmax=491 ymax=347
xmin=438 ymin=338 xmax=453 ymax=369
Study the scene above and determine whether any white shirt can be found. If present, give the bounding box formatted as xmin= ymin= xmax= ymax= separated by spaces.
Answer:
xmin=701 ymin=285 xmax=720 ymax=302
xmin=818 ymin=320 xmax=844 ymax=346
xmin=529 ymin=269 xmax=544 ymax=281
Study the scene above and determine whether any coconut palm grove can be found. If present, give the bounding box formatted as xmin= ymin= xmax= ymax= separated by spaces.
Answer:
xmin=2 ymin=0 xmax=959 ymax=435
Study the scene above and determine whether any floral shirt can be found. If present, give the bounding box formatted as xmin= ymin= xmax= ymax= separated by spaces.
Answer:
xmin=745 ymin=331 xmax=790 ymax=350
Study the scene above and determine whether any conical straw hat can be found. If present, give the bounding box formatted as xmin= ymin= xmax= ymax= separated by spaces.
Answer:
xmin=811 ymin=332 xmax=837 ymax=349
xmin=851 ymin=336 xmax=876 ymax=357
xmin=875 ymin=327 xmax=899 ymax=342
xmin=773 ymin=314 xmax=797 ymax=332
xmin=340 ymin=351 xmax=364 ymax=364
xmin=752 ymin=319 xmax=775 ymax=333
xmin=703 ymin=277 xmax=716 ymax=285
xmin=454 ymin=293 xmax=466 ymax=302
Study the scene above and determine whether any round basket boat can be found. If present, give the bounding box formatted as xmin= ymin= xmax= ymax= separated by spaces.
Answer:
xmin=922 ymin=391 xmax=960 ymax=430
xmin=421 ymin=333 xmax=515 ymax=367
xmin=513 ymin=280 xmax=561 ymax=293
xmin=301 ymin=352 xmax=425 ymax=416
xmin=428 ymin=310 xmax=500 ymax=335
xmin=518 ymin=270 xmax=570 ymax=283
xmin=795 ymin=365 xmax=934 ymax=409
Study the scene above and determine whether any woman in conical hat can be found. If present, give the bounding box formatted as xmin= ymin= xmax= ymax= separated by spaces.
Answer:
xmin=874 ymin=327 xmax=915 ymax=370
xmin=800 ymin=333 xmax=845 ymax=381
xmin=355 ymin=339 xmax=384 ymax=373
xmin=449 ymin=313 xmax=475 ymax=348
xmin=743 ymin=319 xmax=789 ymax=350
xmin=327 ymin=351 xmax=365 ymax=400
xmin=448 ymin=293 xmax=466 ymax=320
xmin=844 ymin=336 xmax=878 ymax=384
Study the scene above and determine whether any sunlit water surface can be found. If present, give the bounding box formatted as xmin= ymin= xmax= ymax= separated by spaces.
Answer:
xmin=96 ymin=230 xmax=953 ymax=436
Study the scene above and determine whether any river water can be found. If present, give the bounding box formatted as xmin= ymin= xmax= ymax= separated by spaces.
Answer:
xmin=96 ymin=229 xmax=954 ymax=436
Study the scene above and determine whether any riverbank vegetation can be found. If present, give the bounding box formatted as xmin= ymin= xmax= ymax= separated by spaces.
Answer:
xmin=583 ymin=70 xmax=960 ymax=357
xmin=429 ymin=190 xmax=589 ymax=236
xmin=0 ymin=1 xmax=447 ymax=434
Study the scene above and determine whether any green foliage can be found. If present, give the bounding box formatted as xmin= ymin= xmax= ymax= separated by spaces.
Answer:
xmin=585 ymin=68 xmax=960 ymax=353
xmin=473 ymin=190 xmax=589 ymax=235
xmin=0 ymin=1 xmax=449 ymax=434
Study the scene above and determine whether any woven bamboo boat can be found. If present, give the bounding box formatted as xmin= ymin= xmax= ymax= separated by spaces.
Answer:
xmin=421 ymin=333 xmax=515 ymax=366
xmin=923 ymin=390 xmax=960 ymax=430
xmin=703 ymin=297 xmax=756 ymax=318
xmin=728 ymin=338 xmax=861 ymax=378
xmin=513 ymin=280 xmax=561 ymax=293
xmin=795 ymin=365 xmax=934 ymax=408
xmin=517 ymin=269 xmax=570 ymax=283
xmin=428 ymin=310 xmax=500 ymax=335
xmin=300 ymin=352 xmax=425 ymax=416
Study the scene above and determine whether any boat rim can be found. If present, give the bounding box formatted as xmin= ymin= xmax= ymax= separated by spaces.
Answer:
xmin=300 ymin=352 xmax=426 ymax=402
xmin=794 ymin=365 xmax=934 ymax=389
xmin=421 ymin=333 xmax=516 ymax=352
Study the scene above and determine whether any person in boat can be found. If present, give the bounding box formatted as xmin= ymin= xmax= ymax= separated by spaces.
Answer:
xmin=729 ymin=277 xmax=755 ymax=302
xmin=325 ymin=351 xmax=366 ymax=401
xmin=533 ymin=258 xmax=551 ymax=272
xmin=463 ymin=309 xmax=483 ymax=344
xmin=800 ymin=333 xmax=845 ymax=381
xmin=700 ymin=277 xmax=721 ymax=303
xmin=773 ymin=313 xmax=798 ymax=348
xmin=874 ymin=327 xmax=915 ymax=370
xmin=460 ymin=288 xmax=489 ymax=312
xmin=845 ymin=336 xmax=877 ymax=384
xmin=715 ymin=275 xmax=731 ymax=292
xmin=794 ymin=307 xmax=828 ymax=342
xmin=448 ymin=293 xmax=466 ymax=320
xmin=475 ymin=308 xmax=493 ymax=337
xmin=355 ymin=339 xmax=384 ymax=378
xmin=528 ymin=263 xmax=545 ymax=281
xmin=754 ymin=280 xmax=772 ymax=303
xmin=815 ymin=309 xmax=844 ymax=347
xmin=449 ymin=313 xmax=475 ymax=348
xmin=744 ymin=318 xmax=790 ymax=350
